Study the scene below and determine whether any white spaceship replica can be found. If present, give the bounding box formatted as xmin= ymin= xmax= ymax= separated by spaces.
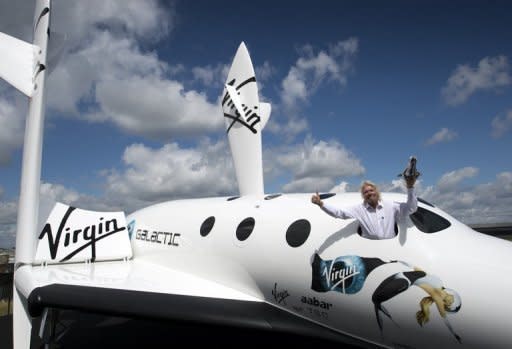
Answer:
xmin=2 ymin=1 xmax=512 ymax=348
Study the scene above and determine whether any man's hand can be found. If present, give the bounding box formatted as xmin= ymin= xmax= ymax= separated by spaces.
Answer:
xmin=311 ymin=192 xmax=323 ymax=207
xmin=405 ymin=177 xmax=416 ymax=188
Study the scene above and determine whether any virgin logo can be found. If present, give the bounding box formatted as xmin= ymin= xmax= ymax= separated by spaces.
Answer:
xmin=38 ymin=206 xmax=126 ymax=262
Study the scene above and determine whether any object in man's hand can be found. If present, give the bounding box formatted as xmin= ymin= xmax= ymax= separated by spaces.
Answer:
xmin=398 ymin=156 xmax=420 ymax=180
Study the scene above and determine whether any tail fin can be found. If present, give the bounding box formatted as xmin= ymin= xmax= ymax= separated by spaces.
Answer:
xmin=34 ymin=203 xmax=131 ymax=265
xmin=222 ymin=42 xmax=270 ymax=196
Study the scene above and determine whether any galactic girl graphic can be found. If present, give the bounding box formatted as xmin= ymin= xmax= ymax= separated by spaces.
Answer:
xmin=311 ymin=254 xmax=462 ymax=342
xmin=372 ymin=268 xmax=462 ymax=343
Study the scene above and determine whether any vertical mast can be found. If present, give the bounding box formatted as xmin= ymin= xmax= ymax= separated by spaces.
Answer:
xmin=15 ymin=0 xmax=51 ymax=266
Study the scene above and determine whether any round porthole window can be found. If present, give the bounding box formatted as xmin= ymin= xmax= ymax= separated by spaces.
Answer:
xmin=286 ymin=219 xmax=311 ymax=247
xmin=236 ymin=217 xmax=255 ymax=241
xmin=200 ymin=216 xmax=215 ymax=237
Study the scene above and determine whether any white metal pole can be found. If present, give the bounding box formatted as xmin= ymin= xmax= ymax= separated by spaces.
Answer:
xmin=14 ymin=0 xmax=50 ymax=266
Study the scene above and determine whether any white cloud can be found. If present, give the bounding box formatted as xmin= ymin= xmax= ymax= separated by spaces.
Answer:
xmin=103 ymin=140 xmax=237 ymax=211
xmin=41 ymin=3 xmax=225 ymax=141
xmin=1 ymin=0 xmax=201 ymax=163
xmin=436 ymin=167 xmax=479 ymax=191
xmin=48 ymin=30 xmax=168 ymax=114
xmin=272 ymin=39 xmax=358 ymax=142
xmin=0 ymin=95 xmax=26 ymax=165
xmin=255 ymin=61 xmax=276 ymax=83
xmin=425 ymin=127 xmax=458 ymax=145
xmin=52 ymin=0 xmax=172 ymax=42
xmin=0 ymin=137 xmax=238 ymax=246
xmin=281 ymin=66 xmax=308 ymax=107
xmin=192 ymin=63 xmax=229 ymax=88
xmin=40 ymin=182 xmax=86 ymax=205
xmin=283 ymin=177 xmax=334 ymax=193
xmin=265 ymin=116 xmax=309 ymax=141
xmin=281 ymin=38 xmax=358 ymax=109
xmin=442 ymin=55 xmax=511 ymax=106
xmin=329 ymin=181 xmax=350 ymax=193
xmin=421 ymin=171 xmax=512 ymax=224
xmin=380 ymin=179 xmax=419 ymax=193
xmin=92 ymin=75 xmax=222 ymax=139
xmin=265 ymin=137 xmax=365 ymax=192
xmin=291 ymin=138 xmax=364 ymax=180
xmin=491 ymin=110 xmax=512 ymax=138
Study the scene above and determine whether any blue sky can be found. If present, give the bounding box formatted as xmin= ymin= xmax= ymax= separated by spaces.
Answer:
xmin=1 ymin=0 xmax=512 ymax=247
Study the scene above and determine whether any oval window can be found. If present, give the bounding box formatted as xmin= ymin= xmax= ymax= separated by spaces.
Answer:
xmin=286 ymin=219 xmax=311 ymax=247
xmin=236 ymin=217 xmax=255 ymax=241
xmin=410 ymin=207 xmax=451 ymax=233
xmin=200 ymin=216 xmax=215 ymax=237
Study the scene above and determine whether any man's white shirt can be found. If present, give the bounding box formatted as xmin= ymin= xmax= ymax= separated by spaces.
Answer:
xmin=321 ymin=188 xmax=418 ymax=239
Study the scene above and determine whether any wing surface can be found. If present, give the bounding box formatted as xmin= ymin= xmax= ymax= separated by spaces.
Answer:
xmin=15 ymin=260 xmax=365 ymax=346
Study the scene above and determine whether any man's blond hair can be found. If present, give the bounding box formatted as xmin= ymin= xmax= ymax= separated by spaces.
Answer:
xmin=360 ymin=180 xmax=381 ymax=201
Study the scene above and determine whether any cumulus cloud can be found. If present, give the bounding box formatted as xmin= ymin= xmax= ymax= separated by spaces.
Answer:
xmin=0 ymin=136 xmax=238 ymax=247
xmin=380 ymin=179 xmax=420 ymax=193
xmin=0 ymin=135 xmax=238 ymax=246
xmin=266 ymin=137 xmax=365 ymax=192
xmin=191 ymin=63 xmax=229 ymax=88
xmin=442 ymin=55 xmax=511 ymax=106
xmin=421 ymin=171 xmax=512 ymax=224
xmin=283 ymin=177 xmax=334 ymax=193
xmin=425 ymin=127 xmax=458 ymax=145
xmin=436 ymin=167 xmax=479 ymax=191
xmin=491 ymin=110 xmax=512 ymax=138
xmin=28 ymin=0 xmax=223 ymax=141
xmin=91 ymin=75 xmax=222 ymax=139
xmin=52 ymin=0 xmax=172 ymax=42
xmin=47 ymin=30 xmax=168 ymax=114
xmin=0 ymin=96 xmax=26 ymax=165
xmin=255 ymin=61 xmax=276 ymax=84
xmin=271 ymin=38 xmax=358 ymax=141
xmin=2 ymin=0 xmax=219 ymax=163
xmin=103 ymin=140 xmax=237 ymax=211
xmin=281 ymin=38 xmax=358 ymax=109
xmin=329 ymin=181 xmax=350 ymax=193
xmin=265 ymin=116 xmax=309 ymax=141
xmin=46 ymin=26 xmax=224 ymax=140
